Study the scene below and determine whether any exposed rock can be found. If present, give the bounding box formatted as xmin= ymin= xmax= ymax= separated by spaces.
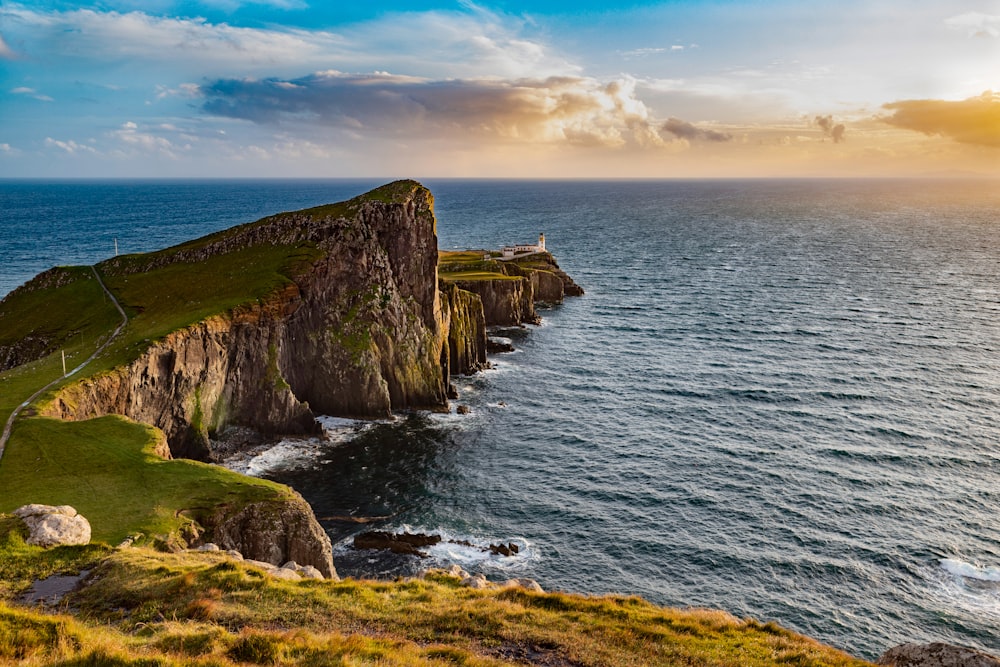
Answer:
xmin=440 ymin=282 xmax=488 ymax=376
xmin=354 ymin=531 xmax=442 ymax=557
xmin=462 ymin=573 xmax=490 ymax=589
xmin=487 ymin=338 xmax=515 ymax=354
xmin=39 ymin=181 xmax=449 ymax=460
xmin=457 ymin=405 xmax=471 ymax=415
xmin=196 ymin=543 xmax=221 ymax=552
xmin=243 ymin=559 xmax=302 ymax=581
xmin=13 ymin=504 xmax=91 ymax=548
xmin=455 ymin=277 xmax=539 ymax=327
xmin=503 ymin=578 xmax=544 ymax=593
xmin=201 ymin=492 xmax=337 ymax=579
xmin=282 ymin=561 xmax=324 ymax=580
xmin=878 ymin=643 xmax=1000 ymax=667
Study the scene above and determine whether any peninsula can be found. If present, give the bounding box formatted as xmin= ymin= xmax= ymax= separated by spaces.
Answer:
xmin=0 ymin=181 xmax=887 ymax=666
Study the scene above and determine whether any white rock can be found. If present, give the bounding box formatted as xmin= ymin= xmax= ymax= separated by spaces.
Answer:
xmin=196 ymin=543 xmax=221 ymax=552
xmin=461 ymin=574 xmax=490 ymax=590
xmin=13 ymin=504 xmax=91 ymax=548
xmin=503 ymin=578 xmax=544 ymax=593
xmin=269 ymin=568 xmax=302 ymax=581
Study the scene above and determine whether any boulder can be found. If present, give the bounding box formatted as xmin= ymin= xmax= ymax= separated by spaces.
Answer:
xmin=879 ymin=643 xmax=1000 ymax=667
xmin=13 ymin=504 xmax=91 ymax=548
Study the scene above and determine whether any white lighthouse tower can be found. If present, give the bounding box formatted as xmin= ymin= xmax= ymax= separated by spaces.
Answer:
xmin=538 ymin=233 xmax=546 ymax=252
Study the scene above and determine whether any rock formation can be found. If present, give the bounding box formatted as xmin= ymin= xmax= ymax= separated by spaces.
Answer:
xmin=39 ymin=181 xmax=449 ymax=460
xmin=200 ymin=492 xmax=337 ymax=579
xmin=879 ymin=643 xmax=1000 ymax=667
xmin=13 ymin=504 xmax=92 ymax=548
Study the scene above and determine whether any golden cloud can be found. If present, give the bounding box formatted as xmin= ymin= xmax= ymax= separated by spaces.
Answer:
xmin=881 ymin=92 xmax=1000 ymax=147
xmin=201 ymin=72 xmax=697 ymax=150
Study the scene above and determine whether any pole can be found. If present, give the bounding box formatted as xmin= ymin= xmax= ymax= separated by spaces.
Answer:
xmin=62 ymin=350 xmax=67 ymax=377
xmin=114 ymin=238 xmax=119 ymax=256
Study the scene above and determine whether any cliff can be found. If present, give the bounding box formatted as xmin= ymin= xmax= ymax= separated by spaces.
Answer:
xmin=34 ymin=181 xmax=450 ymax=460
xmin=438 ymin=249 xmax=584 ymax=327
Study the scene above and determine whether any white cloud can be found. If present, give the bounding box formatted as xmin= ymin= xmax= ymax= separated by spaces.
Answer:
xmin=10 ymin=86 xmax=53 ymax=101
xmin=945 ymin=12 xmax=1000 ymax=38
xmin=110 ymin=121 xmax=187 ymax=157
xmin=44 ymin=137 xmax=98 ymax=154
xmin=0 ymin=3 xmax=574 ymax=80
xmin=154 ymin=82 xmax=201 ymax=100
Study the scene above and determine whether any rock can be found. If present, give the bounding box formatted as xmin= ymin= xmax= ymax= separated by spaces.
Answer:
xmin=486 ymin=338 xmax=515 ymax=354
xmin=461 ymin=574 xmax=490 ymax=589
xmin=13 ymin=504 xmax=91 ymax=548
xmin=441 ymin=283 xmax=487 ymax=376
xmin=878 ymin=643 xmax=1000 ymax=667
xmin=196 ymin=543 xmax=221 ymax=552
xmin=203 ymin=492 xmax=337 ymax=579
xmin=226 ymin=550 xmax=244 ymax=560
xmin=354 ymin=531 xmax=442 ymax=557
xmin=503 ymin=578 xmax=544 ymax=593
xmin=456 ymin=405 xmax=471 ymax=415
xmin=40 ymin=181 xmax=450 ymax=460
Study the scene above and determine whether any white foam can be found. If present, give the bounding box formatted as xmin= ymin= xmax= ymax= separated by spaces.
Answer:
xmin=228 ymin=438 xmax=323 ymax=477
xmin=940 ymin=558 xmax=1000 ymax=582
xmin=386 ymin=524 xmax=538 ymax=574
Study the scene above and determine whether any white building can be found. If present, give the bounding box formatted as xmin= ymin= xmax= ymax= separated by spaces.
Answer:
xmin=501 ymin=233 xmax=546 ymax=258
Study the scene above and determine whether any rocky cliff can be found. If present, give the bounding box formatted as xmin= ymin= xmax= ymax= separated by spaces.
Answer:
xmin=201 ymin=492 xmax=337 ymax=579
xmin=440 ymin=283 xmax=488 ymax=376
xmin=39 ymin=181 xmax=449 ymax=460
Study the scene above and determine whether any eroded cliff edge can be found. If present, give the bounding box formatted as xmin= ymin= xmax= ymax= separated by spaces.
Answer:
xmin=0 ymin=180 xmax=581 ymax=577
xmin=38 ymin=181 xmax=451 ymax=461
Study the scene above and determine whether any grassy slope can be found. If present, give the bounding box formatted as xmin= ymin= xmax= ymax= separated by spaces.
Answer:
xmin=0 ymin=535 xmax=874 ymax=667
xmin=0 ymin=201 xmax=331 ymax=548
xmin=0 ymin=416 xmax=293 ymax=546
xmin=0 ymin=268 xmax=122 ymax=428
xmin=438 ymin=251 xmax=521 ymax=283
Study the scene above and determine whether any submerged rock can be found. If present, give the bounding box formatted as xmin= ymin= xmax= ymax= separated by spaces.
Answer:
xmin=13 ymin=504 xmax=91 ymax=548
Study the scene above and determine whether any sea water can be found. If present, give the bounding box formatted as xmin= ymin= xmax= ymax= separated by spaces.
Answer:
xmin=2 ymin=178 xmax=1000 ymax=659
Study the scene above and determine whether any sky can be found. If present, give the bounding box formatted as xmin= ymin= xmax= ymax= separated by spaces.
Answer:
xmin=1 ymin=0 xmax=999 ymax=178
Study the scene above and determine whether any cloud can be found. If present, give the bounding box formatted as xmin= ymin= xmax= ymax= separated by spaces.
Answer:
xmin=0 ymin=4 xmax=573 ymax=80
xmin=661 ymin=117 xmax=732 ymax=142
xmin=945 ymin=12 xmax=1000 ymax=38
xmin=882 ymin=92 xmax=1000 ymax=147
xmin=0 ymin=33 xmax=15 ymax=59
xmin=201 ymin=71 xmax=681 ymax=150
xmin=44 ymin=138 xmax=98 ymax=154
xmin=620 ymin=45 xmax=684 ymax=58
xmin=110 ymin=120 xmax=187 ymax=157
xmin=814 ymin=115 xmax=846 ymax=143
xmin=10 ymin=86 xmax=54 ymax=102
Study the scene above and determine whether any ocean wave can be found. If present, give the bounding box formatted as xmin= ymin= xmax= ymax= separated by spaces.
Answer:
xmin=940 ymin=558 xmax=1000 ymax=583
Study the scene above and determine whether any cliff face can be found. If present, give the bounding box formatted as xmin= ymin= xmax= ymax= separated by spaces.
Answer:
xmin=440 ymin=283 xmax=487 ymax=375
xmin=201 ymin=492 xmax=338 ymax=579
xmin=41 ymin=182 xmax=449 ymax=460
xmin=453 ymin=278 xmax=539 ymax=327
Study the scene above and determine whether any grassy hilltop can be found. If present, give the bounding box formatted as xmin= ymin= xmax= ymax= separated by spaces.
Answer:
xmin=0 ymin=185 xmax=873 ymax=666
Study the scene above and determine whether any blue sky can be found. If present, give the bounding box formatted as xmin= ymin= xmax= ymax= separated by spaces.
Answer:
xmin=2 ymin=0 xmax=998 ymax=177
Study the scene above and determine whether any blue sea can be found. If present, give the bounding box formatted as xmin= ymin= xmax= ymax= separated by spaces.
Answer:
xmin=3 ymin=178 xmax=1000 ymax=660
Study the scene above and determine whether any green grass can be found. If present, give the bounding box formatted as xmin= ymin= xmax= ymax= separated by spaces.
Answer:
xmin=0 ymin=268 xmax=122 ymax=428
xmin=439 ymin=270 xmax=521 ymax=282
xmin=0 ymin=415 xmax=293 ymax=547
xmin=0 ymin=544 xmax=874 ymax=667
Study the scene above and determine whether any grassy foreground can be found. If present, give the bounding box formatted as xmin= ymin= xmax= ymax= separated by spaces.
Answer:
xmin=0 ymin=519 xmax=873 ymax=667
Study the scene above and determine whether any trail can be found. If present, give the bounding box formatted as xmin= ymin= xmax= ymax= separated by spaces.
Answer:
xmin=0 ymin=266 xmax=128 ymax=460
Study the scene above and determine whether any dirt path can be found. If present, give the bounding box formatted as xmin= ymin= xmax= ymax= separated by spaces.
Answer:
xmin=0 ymin=266 xmax=128 ymax=459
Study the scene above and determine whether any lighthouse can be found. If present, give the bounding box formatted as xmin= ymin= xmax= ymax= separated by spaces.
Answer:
xmin=538 ymin=233 xmax=546 ymax=252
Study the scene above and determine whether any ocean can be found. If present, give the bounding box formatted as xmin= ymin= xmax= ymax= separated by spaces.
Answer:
xmin=2 ymin=178 xmax=999 ymax=659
